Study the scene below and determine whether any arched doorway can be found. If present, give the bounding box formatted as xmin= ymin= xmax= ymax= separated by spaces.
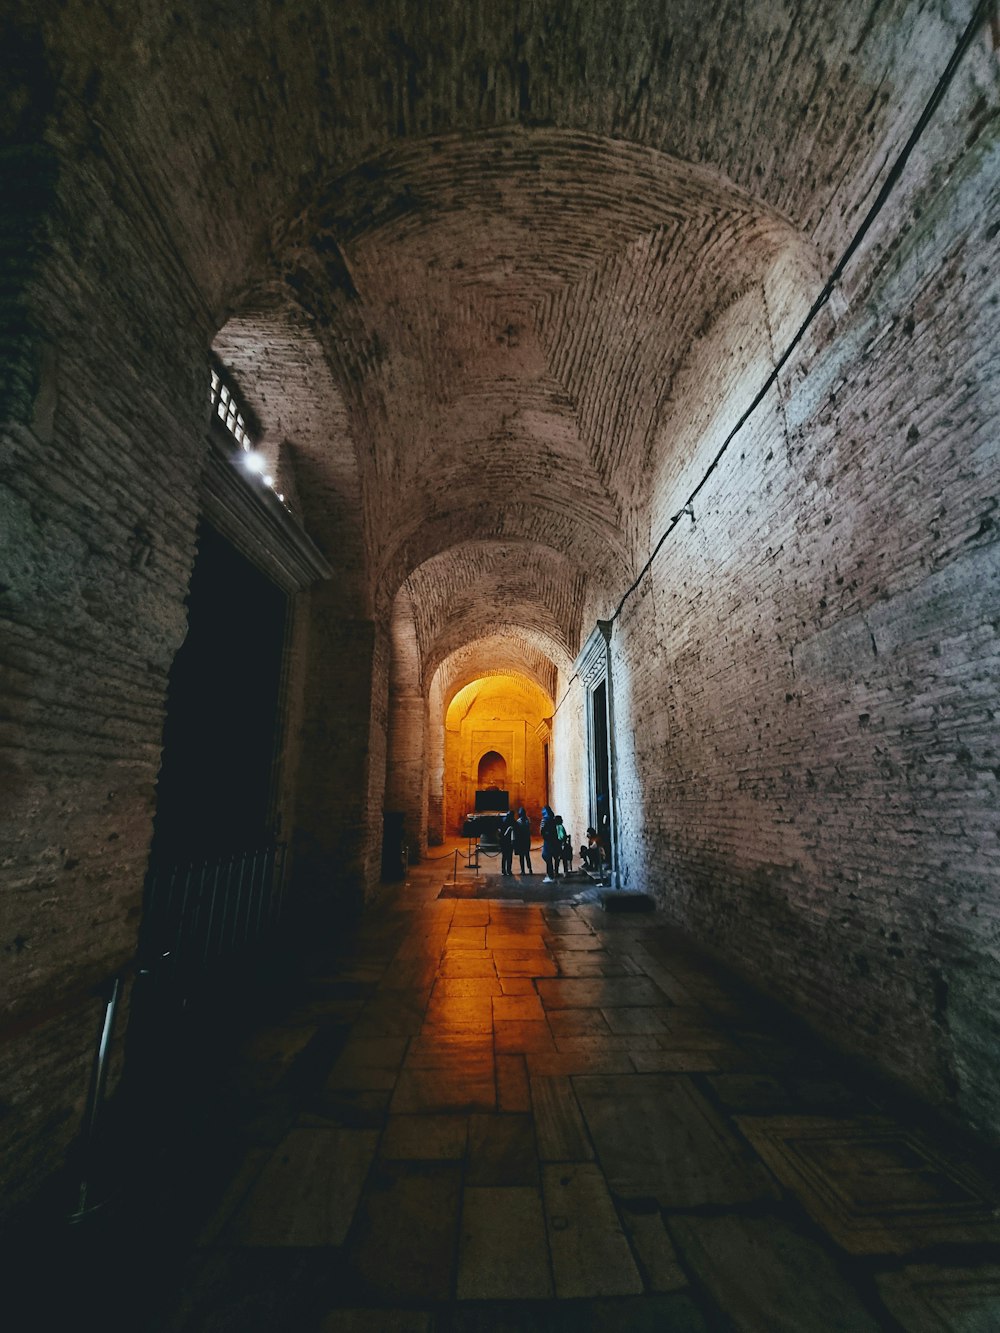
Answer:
xmin=478 ymin=750 xmax=507 ymax=789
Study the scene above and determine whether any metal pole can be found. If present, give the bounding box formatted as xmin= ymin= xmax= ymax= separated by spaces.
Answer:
xmin=71 ymin=975 xmax=123 ymax=1222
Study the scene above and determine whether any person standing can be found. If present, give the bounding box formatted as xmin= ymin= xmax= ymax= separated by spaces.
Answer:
xmin=554 ymin=814 xmax=568 ymax=874
xmin=514 ymin=806 xmax=533 ymax=875
xmin=500 ymin=808 xmax=517 ymax=875
xmin=540 ymin=805 xmax=560 ymax=883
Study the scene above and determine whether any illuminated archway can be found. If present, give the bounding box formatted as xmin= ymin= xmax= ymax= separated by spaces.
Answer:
xmin=444 ymin=674 xmax=553 ymax=833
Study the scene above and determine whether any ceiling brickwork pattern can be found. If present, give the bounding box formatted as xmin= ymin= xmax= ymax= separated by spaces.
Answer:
xmin=18 ymin=0 xmax=976 ymax=683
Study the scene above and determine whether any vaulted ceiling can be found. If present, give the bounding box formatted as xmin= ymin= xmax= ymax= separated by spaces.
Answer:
xmin=17 ymin=0 xmax=970 ymax=681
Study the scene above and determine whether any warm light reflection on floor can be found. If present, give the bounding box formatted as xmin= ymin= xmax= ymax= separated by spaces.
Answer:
xmin=151 ymin=851 xmax=1000 ymax=1322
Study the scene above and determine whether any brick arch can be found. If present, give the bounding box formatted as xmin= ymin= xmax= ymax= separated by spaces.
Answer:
xmin=443 ymin=674 xmax=555 ymax=837
xmin=266 ymin=129 xmax=816 ymax=608
xmin=423 ymin=635 xmax=564 ymax=845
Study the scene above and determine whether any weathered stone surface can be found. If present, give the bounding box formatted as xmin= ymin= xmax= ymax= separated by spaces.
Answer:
xmin=667 ymin=1213 xmax=883 ymax=1330
xmin=226 ymin=1127 xmax=379 ymax=1246
xmin=2 ymin=0 xmax=998 ymax=1219
xmin=575 ymin=1075 xmax=779 ymax=1206
xmin=456 ymin=1185 xmax=553 ymax=1300
xmin=542 ymin=1163 xmax=643 ymax=1298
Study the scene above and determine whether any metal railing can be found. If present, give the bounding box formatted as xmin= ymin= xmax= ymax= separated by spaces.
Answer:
xmin=139 ymin=842 xmax=289 ymax=992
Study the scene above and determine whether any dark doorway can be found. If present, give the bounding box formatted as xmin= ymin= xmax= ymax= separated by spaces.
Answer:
xmin=149 ymin=522 xmax=287 ymax=864
xmin=591 ymin=680 xmax=611 ymax=867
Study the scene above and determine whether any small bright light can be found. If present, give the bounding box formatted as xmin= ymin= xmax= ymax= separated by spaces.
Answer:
xmin=263 ymin=474 xmax=274 ymax=487
xmin=277 ymin=493 xmax=285 ymax=502
xmin=244 ymin=452 xmax=265 ymax=474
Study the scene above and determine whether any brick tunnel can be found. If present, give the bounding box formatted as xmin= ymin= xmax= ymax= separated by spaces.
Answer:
xmin=2 ymin=2 xmax=999 ymax=1327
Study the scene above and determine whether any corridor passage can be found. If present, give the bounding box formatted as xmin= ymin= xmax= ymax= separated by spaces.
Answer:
xmin=129 ymin=853 xmax=1000 ymax=1332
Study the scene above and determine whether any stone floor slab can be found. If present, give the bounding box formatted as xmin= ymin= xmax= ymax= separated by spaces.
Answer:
xmin=390 ymin=1066 xmax=496 ymax=1113
xmin=550 ymin=953 xmax=615 ymax=978
xmin=575 ymin=1074 xmax=778 ymax=1206
xmin=380 ymin=1113 xmax=468 ymax=1160
xmin=602 ymin=1007 xmax=675 ymax=1035
xmin=736 ymin=1115 xmax=1000 ymax=1254
xmin=446 ymin=927 xmax=487 ymax=949
xmin=875 ymin=1262 xmax=1000 ymax=1331
xmin=326 ymin=1036 xmax=409 ymax=1091
xmin=555 ymin=1034 xmax=661 ymax=1054
xmin=227 ymin=1126 xmax=378 ymax=1245
xmin=494 ymin=1020 xmax=556 ymax=1054
xmin=492 ymin=993 xmax=546 ymax=1022
xmin=457 ymin=1186 xmax=554 ymax=1300
xmin=531 ymin=1074 xmax=593 ymax=1162
xmin=668 ymin=1212 xmax=883 ymax=1331
xmin=547 ymin=1008 xmax=613 ymax=1038
xmin=425 ymin=997 xmax=495 ymax=1028
xmin=537 ymin=978 xmax=670 ymax=1009
xmin=542 ymin=1162 xmax=643 ymax=1297
xmin=496 ymin=1053 xmax=532 ymax=1112
xmin=499 ymin=976 xmax=537 ymax=995
xmin=353 ymin=993 xmax=428 ymax=1037
xmin=433 ymin=977 xmax=502 ymax=998
xmin=486 ymin=931 xmax=547 ymax=951
xmin=467 ymin=1113 xmax=539 ymax=1186
xmin=628 ymin=1048 xmax=723 ymax=1073
xmin=439 ymin=952 xmax=499 ymax=978
xmin=322 ymin=1311 xmax=433 ymax=1332
xmin=617 ymin=1201 xmax=688 ymax=1294
xmin=552 ymin=934 xmax=606 ymax=951
xmin=493 ymin=951 xmax=559 ymax=978
xmin=527 ymin=1051 xmax=635 ymax=1077
xmin=349 ymin=1161 xmax=463 ymax=1302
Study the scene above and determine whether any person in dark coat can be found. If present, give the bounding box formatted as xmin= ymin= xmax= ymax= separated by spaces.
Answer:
xmin=500 ymin=808 xmax=517 ymax=875
xmin=514 ymin=806 xmax=532 ymax=875
xmin=554 ymin=814 xmax=569 ymax=873
xmin=540 ymin=805 xmax=560 ymax=883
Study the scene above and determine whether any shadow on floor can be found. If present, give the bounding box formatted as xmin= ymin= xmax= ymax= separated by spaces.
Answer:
xmin=10 ymin=858 xmax=1000 ymax=1331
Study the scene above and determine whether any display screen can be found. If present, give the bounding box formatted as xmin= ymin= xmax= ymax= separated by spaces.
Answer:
xmin=474 ymin=789 xmax=509 ymax=812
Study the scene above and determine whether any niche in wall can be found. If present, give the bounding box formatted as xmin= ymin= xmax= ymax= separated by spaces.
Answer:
xmin=478 ymin=750 xmax=508 ymax=788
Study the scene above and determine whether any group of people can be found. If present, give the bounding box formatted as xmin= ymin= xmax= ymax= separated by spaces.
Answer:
xmin=498 ymin=806 xmax=607 ymax=881
xmin=498 ymin=806 xmax=534 ymax=876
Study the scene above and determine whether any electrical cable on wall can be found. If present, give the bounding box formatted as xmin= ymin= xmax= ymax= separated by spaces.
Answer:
xmin=609 ymin=0 xmax=993 ymax=625
xmin=547 ymin=0 xmax=992 ymax=728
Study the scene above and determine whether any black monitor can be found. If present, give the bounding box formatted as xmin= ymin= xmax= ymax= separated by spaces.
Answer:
xmin=474 ymin=788 xmax=509 ymax=812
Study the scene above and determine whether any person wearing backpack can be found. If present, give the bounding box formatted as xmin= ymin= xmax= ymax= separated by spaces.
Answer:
xmin=540 ymin=806 xmax=560 ymax=883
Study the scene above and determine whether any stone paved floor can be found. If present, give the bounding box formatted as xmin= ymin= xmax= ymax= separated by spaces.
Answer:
xmin=137 ymin=853 xmax=1000 ymax=1331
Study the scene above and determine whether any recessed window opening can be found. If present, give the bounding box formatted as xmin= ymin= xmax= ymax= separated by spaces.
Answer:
xmin=210 ymin=368 xmax=253 ymax=450
xmin=209 ymin=366 xmax=288 ymax=507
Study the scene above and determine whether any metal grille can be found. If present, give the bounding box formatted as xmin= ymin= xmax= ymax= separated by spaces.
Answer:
xmin=140 ymin=843 xmax=288 ymax=988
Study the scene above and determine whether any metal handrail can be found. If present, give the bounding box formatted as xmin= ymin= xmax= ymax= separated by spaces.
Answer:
xmin=140 ymin=842 xmax=289 ymax=981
